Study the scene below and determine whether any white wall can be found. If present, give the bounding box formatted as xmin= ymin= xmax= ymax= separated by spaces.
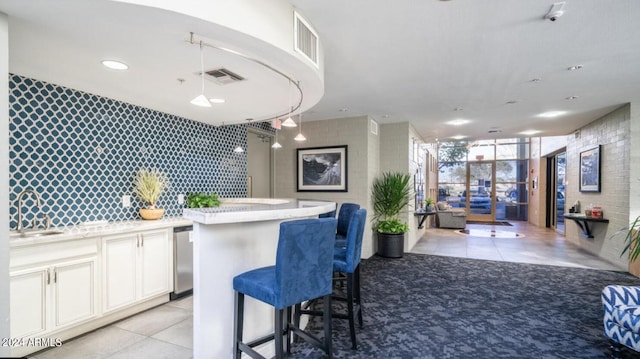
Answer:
xmin=1 ymin=11 xmax=10 ymax=357
xmin=565 ymin=105 xmax=629 ymax=269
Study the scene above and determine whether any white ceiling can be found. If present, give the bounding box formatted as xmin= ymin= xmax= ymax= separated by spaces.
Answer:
xmin=1 ymin=0 xmax=639 ymax=142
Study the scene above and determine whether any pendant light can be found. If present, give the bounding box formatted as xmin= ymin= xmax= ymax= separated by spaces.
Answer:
xmin=190 ymin=41 xmax=212 ymax=107
xmin=281 ymin=80 xmax=297 ymax=127
xmin=271 ymin=129 xmax=282 ymax=149
xmin=294 ymin=112 xmax=306 ymax=142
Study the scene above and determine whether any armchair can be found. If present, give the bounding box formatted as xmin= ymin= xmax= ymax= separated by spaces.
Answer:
xmin=602 ymin=285 xmax=640 ymax=358
xmin=435 ymin=201 xmax=467 ymax=229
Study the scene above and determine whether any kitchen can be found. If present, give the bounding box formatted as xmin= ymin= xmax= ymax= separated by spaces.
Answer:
xmin=1 ymin=1 xmax=329 ymax=357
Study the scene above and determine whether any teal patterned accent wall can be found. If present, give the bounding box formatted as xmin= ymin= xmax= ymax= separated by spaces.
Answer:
xmin=8 ymin=74 xmax=253 ymax=229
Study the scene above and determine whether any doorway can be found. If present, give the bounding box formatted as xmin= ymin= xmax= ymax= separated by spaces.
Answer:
xmin=546 ymin=151 xmax=566 ymax=233
xmin=246 ymin=130 xmax=274 ymax=198
xmin=466 ymin=161 xmax=495 ymax=221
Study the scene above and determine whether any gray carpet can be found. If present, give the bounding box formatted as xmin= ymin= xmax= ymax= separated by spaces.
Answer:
xmin=291 ymin=253 xmax=640 ymax=358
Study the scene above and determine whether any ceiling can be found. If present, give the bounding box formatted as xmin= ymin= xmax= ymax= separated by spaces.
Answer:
xmin=1 ymin=0 xmax=639 ymax=142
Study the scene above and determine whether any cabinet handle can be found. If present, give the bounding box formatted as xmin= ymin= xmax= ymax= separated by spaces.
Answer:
xmin=141 ymin=235 xmax=144 ymax=247
xmin=46 ymin=269 xmax=50 ymax=285
xmin=136 ymin=235 xmax=140 ymax=247
xmin=53 ymin=269 xmax=57 ymax=284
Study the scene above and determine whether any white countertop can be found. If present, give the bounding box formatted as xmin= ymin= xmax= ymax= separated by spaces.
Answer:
xmin=183 ymin=198 xmax=336 ymax=225
xmin=9 ymin=216 xmax=193 ymax=248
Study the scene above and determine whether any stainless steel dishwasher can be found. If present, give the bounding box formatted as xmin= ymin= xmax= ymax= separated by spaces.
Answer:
xmin=171 ymin=225 xmax=193 ymax=300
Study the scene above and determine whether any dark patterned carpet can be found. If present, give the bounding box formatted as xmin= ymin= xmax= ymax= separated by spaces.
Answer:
xmin=290 ymin=253 xmax=640 ymax=359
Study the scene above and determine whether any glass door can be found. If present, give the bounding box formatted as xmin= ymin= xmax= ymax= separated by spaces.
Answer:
xmin=555 ymin=152 xmax=566 ymax=233
xmin=466 ymin=162 xmax=495 ymax=221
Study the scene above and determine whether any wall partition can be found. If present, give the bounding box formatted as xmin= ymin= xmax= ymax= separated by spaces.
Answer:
xmin=437 ymin=138 xmax=529 ymax=221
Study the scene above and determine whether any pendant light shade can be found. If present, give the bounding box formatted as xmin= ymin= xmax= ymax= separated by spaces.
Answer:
xmin=271 ymin=141 xmax=282 ymax=149
xmin=191 ymin=41 xmax=211 ymax=108
xmin=294 ymin=113 xmax=306 ymax=141
xmin=281 ymin=116 xmax=297 ymax=127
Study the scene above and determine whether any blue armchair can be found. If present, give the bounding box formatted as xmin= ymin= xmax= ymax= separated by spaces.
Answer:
xmin=601 ymin=285 xmax=640 ymax=357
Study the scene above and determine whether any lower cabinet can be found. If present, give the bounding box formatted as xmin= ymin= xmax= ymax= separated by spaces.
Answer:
xmin=9 ymin=226 xmax=173 ymax=356
xmin=10 ymin=256 xmax=97 ymax=339
xmin=103 ymin=229 xmax=171 ymax=313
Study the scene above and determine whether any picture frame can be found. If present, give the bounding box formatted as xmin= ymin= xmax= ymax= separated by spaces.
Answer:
xmin=297 ymin=145 xmax=348 ymax=192
xmin=579 ymin=145 xmax=601 ymax=192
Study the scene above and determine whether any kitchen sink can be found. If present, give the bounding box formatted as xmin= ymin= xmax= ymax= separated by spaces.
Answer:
xmin=11 ymin=229 xmax=64 ymax=238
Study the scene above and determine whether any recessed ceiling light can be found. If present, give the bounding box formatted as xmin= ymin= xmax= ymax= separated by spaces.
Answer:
xmin=506 ymin=100 xmax=518 ymax=105
xmin=339 ymin=108 xmax=348 ymax=112
xmin=381 ymin=114 xmax=390 ymax=119
xmin=568 ymin=65 xmax=583 ymax=71
xmin=530 ymin=78 xmax=542 ymax=83
xmin=566 ymin=96 xmax=579 ymax=100
xmin=537 ymin=111 xmax=567 ymax=118
xmin=453 ymin=107 xmax=463 ymax=112
xmin=451 ymin=135 xmax=466 ymax=140
xmin=520 ymin=130 xmax=541 ymax=136
xmin=487 ymin=129 xmax=502 ymax=134
xmin=209 ymin=98 xmax=225 ymax=104
xmin=446 ymin=119 xmax=471 ymax=126
xmin=101 ymin=60 xmax=128 ymax=70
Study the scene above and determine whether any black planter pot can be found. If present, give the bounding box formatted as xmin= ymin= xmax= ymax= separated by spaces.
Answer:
xmin=377 ymin=232 xmax=405 ymax=258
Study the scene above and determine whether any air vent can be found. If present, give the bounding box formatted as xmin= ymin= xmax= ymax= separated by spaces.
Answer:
xmin=294 ymin=11 xmax=319 ymax=67
xmin=203 ymin=68 xmax=244 ymax=85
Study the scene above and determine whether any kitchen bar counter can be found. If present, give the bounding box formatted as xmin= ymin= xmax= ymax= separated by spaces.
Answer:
xmin=182 ymin=198 xmax=336 ymax=358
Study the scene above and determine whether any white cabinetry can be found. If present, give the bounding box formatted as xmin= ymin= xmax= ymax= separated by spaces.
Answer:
xmin=102 ymin=229 xmax=171 ymax=313
xmin=10 ymin=242 xmax=97 ymax=339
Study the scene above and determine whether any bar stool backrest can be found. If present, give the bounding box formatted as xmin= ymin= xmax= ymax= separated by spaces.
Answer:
xmin=275 ymin=217 xmax=337 ymax=309
xmin=344 ymin=209 xmax=367 ymax=272
xmin=337 ymin=203 xmax=360 ymax=236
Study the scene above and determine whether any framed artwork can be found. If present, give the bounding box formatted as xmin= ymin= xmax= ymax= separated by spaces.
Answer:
xmin=297 ymin=145 xmax=348 ymax=192
xmin=579 ymin=145 xmax=601 ymax=192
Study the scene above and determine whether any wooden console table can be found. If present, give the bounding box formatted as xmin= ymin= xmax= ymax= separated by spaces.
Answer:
xmin=563 ymin=214 xmax=609 ymax=238
xmin=414 ymin=211 xmax=437 ymax=229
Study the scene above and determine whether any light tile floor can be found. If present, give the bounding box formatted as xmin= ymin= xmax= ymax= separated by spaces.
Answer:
xmin=31 ymin=221 xmax=623 ymax=358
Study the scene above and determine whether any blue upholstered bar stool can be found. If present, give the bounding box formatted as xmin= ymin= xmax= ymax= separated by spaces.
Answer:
xmin=233 ymin=218 xmax=337 ymax=359
xmin=297 ymin=209 xmax=367 ymax=350
xmin=319 ymin=202 xmax=337 ymax=218
xmin=335 ymin=203 xmax=360 ymax=248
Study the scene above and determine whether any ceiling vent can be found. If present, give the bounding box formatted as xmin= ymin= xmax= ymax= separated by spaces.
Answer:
xmin=294 ymin=11 xmax=319 ymax=68
xmin=202 ymin=68 xmax=245 ymax=85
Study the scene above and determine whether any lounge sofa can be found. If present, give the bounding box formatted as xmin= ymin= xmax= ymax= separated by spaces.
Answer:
xmin=435 ymin=201 xmax=467 ymax=229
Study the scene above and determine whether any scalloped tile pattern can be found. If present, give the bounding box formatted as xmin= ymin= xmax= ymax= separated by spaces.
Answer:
xmin=8 ymin=74 xmax=261 ymax=229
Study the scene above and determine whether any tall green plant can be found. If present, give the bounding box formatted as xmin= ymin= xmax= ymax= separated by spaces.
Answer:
xmin=371 ymin=172 xmax=412 ymax=233
xmin=621 ymin=216 xmax=640 ymax=262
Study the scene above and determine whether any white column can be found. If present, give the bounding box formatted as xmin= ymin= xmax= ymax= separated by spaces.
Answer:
xmin=0 ymin=11 xmax=11 ymax=358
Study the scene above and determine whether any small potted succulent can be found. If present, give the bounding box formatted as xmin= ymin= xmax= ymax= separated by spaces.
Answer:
xmin=133 ymin=168 xmax=169 ymax=220
xmin=425 ymin=198 xmax=435 ymax=212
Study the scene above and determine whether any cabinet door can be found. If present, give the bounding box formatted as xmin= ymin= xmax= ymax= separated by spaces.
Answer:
xmin=139 ymin=229 xmax=170 ymax=299
xmin=10 ymin=267 xmax=48 ymax=338
xmin=103 ymin=233 xmax=138 ymax=312
xmin=53 ymin=257 xmax=97 ymax=329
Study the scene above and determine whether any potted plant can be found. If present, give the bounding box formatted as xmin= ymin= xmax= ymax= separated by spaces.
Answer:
xmin=133 ymin=168 xmax=169 ymax=220
xmin=621 ymin=216 xmax=640 ymax=276
xmin=372 ymin=172 xmax=412 ymax=258
xmin=186 ymin=192 xmax=221 ymax=208
xmin=425 ymin=198 xmax=435 ymax=212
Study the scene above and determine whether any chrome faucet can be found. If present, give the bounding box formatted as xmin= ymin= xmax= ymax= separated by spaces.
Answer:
xmin=16 ymin=189 xmax=41 ymax=232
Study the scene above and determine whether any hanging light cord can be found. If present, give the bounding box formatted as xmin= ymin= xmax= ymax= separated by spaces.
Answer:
xmin=199 ymin=41 xmax=206 ymax=95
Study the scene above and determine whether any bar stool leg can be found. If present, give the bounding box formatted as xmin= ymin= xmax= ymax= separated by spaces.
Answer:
xmin=346 ymin=273 xmax=357 ymax=350
xmin=274 ymin=308 xmax=284 ymax=358
xmin=355 ymin=265 xmax=363 ymax=328
xmin=233 ymin=291 xmax=244 ymax=359
xmin=285 ymin=306 xmax=292 ymax=355
xmin=323 ymin=294 xmax=333 ymax=358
